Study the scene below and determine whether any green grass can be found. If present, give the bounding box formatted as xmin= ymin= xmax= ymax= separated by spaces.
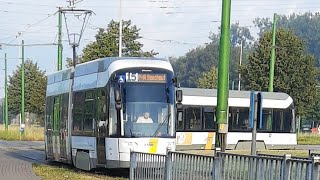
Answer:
xmin=32 ymin=163 xmax=128 ymax=180
xmin=298 ymin=133 xmax=320 ymax=145
xmin=0 ymin=124 xmax=44 ymax=141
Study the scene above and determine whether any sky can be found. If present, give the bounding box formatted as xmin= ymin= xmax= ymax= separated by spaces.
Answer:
xmin=0 ymin=0 xmax=319 ymax=98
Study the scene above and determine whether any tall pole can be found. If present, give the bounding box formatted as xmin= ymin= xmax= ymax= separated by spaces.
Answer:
xmin=4 ymin=53 xmax=8 ymax=131
xmin=73 ymin=45 xmax=77 ymax=67
xmin=267 ymin=14 xmax=277 ymax=131
xmin=268 ymin=13 xmax=277 ymax=92
xmin=238 ymin=40 xmax=243 ymax=91
xmin=118 ymin=0 xmax=122 ymax=57
xmin=21 ymin=40 xmax=25 ymax=131
xmin=215 ymin=0 xmax=231 ymax=152
xmin=2 ymin=101 xmax=4 ymax=127
xmin=57 ymin=8 xmax=63 ymax=71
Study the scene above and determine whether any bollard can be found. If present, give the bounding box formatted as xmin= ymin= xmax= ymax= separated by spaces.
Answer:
xmin=213 ymin=156 xmax=221 ymax=180
xmin=129 ymin=150 xmax=136 ymax=180
xmin=311 ymin=156 xmax=320 ymax=180
xmin=164 ymin=150 xmax=172 ymax=180
xmin=282 ymin=154 xmax=291 ymax=180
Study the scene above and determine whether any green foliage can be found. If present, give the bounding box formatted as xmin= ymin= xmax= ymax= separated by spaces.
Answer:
xmin=172 ymin=23 xmax=253 ymax=88
xmin=254 ymin=12 xmax=320 ymax=66
xmin=230 ymin=22 xmax=255 ymax=48
xmin=0 ymin=99 xmax=4 ymax=124
xmin=298 ymin=134 xmax=320 ymax=145
xmin=240 ymin=28 xmax=318 ymax=116
xmin=8 ymin=59 xmax=47 ymax=124
xmin=197 ymin=66 xmax=218 ymax=89
xmin=305 ymin=89 xmax=320 ymax=123
xmin=0 ymin=124 xmax=44 ymax=141
xmin=33 ymin=163 xmax=127 ymax=180
xmin=68 ymin=20 xmax=158 ymax=66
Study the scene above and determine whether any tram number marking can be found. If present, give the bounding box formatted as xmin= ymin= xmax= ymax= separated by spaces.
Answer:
xmin=126 ymin=73 xmax=138 ymax=82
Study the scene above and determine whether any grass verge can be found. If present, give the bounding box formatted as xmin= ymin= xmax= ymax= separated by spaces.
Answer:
xmin=298 ymin=133 xmax=320 ymax=145
xmin=0 ymin=124 xmax=44 ymax=141
xmin=32 ymin=163 xmax=128 ymax=180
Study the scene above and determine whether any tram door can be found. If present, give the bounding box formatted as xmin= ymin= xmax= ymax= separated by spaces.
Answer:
xmin=46 ymin=97 xmax=54 ymax=157
xmin=97 ymin=90 xmax=107 ymax=164
xmin=53 ymin=96 xmax=61 ymax=160
xmin=59 ymin=94 xmax=68 ymax=160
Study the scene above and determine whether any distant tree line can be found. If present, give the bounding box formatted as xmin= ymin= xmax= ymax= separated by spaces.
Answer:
xmin=6 ymin=12 xmax=320 ymax=126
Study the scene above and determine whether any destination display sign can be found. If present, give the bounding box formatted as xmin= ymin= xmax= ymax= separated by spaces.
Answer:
xmin=125 ymin=72 xmax=166 ymax=83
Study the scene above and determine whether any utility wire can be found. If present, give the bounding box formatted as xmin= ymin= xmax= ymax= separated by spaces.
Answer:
xmin=0 ymin=0 xmax=55 ymax=7
xmin=6 ymin=13 xmax=56 ymax=44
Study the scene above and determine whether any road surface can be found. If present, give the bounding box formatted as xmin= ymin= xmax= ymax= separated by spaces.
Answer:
xmin=0 ymin=140 xmax=45 ymax=180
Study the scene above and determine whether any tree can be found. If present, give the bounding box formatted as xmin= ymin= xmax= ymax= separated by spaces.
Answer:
xmin=197 ymin=66 xmax=218 ymax=89
xmin=229 ymin=22 xmax=254 ymax=48
xmin=172 ymin=23 xmax=254 ymax=88
xmin=240 ymin=28 xmax=318 ymax=116
xmin=254 ymin=12 xmax=320 ymax=66
xmin=8 ymin=59 xmax=47 ymax=125
xmin=68 ymin=20 xmax=158 ymax=66
xmin=0 ymin=98 xmax=3 ymax=124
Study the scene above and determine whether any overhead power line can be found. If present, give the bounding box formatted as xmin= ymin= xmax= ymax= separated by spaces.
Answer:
xmin=0 ymin=0 xmax=54 ymax=7
xmin=140 ymin=38 xmax=199 ymax=45
xmin=0 ymin=43 xmax=58 ymax=47
xmin=6 ymin=12 xmax=56 ymax=44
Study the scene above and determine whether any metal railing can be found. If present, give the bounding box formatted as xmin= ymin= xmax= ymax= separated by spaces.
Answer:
xmin=130 ymin=152 xmax=166 ymax=180
xmin=130 ymin=151 xmax=320 ymax=180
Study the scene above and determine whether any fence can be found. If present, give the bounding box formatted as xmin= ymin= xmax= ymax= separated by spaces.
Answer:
xmin=130 ymin=151 xmax=320 ymax=180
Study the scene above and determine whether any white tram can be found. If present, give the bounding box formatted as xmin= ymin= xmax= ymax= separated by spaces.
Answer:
xmin=176 ymin=88 xmax=297 ymax=150
xmin=45 ymin=57 xmax=179 ymax=170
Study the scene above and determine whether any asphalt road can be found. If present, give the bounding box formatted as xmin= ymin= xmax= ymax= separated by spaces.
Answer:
xmin=0 ymin=140 xmax=45 ymax=180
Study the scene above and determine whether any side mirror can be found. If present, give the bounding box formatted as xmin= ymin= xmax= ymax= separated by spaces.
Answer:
xmin=173 ymin=77 xmax=178 ymax=86
xmin=114 ymin=86 xmax=122 ymax=110
xmin=115 ymin=87 xmax=121 ymax=103
xmin=176 ymin=90 xmax=183 ymax=103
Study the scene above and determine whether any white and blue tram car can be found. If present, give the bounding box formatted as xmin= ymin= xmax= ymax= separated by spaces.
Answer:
xmin=45 ymin=57 xmax=178 ymax=170
xmin=176 ymin=88 xmax=296 ymax=150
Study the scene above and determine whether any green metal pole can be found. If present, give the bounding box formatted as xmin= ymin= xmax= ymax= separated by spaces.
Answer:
xmin=4 ymin=53 xmax=8 ymax=131
xmin=267 ymin=14 xmax=277 ymax=131
xmin=215 ymin=0 xmax=231 ymax=152
xmin=268 ymin=13 xmax=277 ymax=92
xmin=2 ymin=100 xmax=4 ymax=127
xmin=21 ymin=40 xmax=25 ymax=133
xmin=57 ymin=8 xmax=63 ymax=71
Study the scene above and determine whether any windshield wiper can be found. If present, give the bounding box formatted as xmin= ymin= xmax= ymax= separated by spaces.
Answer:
xmin=152 ymin=114 xmax=171 ymax=137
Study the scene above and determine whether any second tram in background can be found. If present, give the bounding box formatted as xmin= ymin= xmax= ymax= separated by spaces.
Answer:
xmin=176 ymin=88 xmax=296 ymax=150
xmin=44 ymin=57 xmax=181 ymax=170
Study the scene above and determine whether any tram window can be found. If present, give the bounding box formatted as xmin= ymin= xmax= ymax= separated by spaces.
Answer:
xmin=73 ymin=92 xmax=84 ymax=131
xmin=84 ymin=91 xmax=95 ymax=131
xmin=185 ymin=107 xmax=201 ymax=130
xmin=61 ymin=93 xmax=69 ymax=129
xmin=260 ymin=109 xmax=273 ymax=131
xmin=272 ymin=109 xmax=291 ymax=133
xmin=45 ymin=97 xmax=53 ymax=129
xmin=229 ymin=107 xmax=250 ymax=131
xmin=97 ymin=88 xmax=108 ymax=136
xmin=203 ymin=107 xmax=215 ymax=130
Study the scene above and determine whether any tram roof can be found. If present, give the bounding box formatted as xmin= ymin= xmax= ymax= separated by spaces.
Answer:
xmin=180 ymin=87 xmax=291 ymax=100
xmin=47 ymin=57 xmax=169 ymax=85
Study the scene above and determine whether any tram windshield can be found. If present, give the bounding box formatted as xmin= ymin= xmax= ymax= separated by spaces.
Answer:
xmin=122 ymin=81 xmax=175 ymax=138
